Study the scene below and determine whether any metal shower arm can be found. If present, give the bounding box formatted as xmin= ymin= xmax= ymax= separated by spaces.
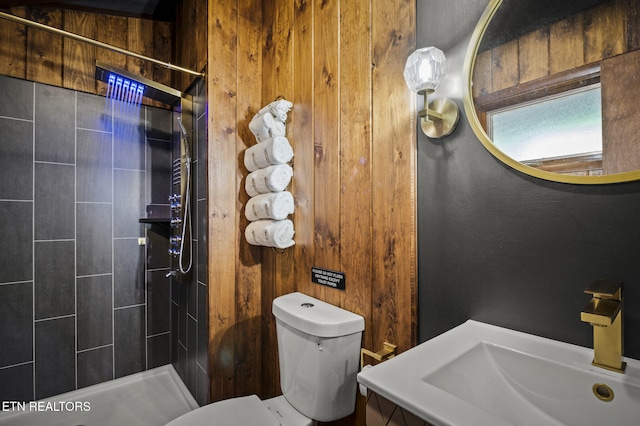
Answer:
xmin=0 ymin=11 xmax=205 ymax=78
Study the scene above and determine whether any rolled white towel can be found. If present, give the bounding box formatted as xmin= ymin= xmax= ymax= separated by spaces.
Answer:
xmin=258 ymin=99 xmax=292 ymax=123
xmin=248 ymin=113 xmax=276 ymax=143
xmin=245 ymin=191 xmax=294 ymax=221
xmin=245 ymin=219 xmax=295 ymax=249
xmin=269 ymin=120 xmax=286 ymax=137
xmin=245 ymin=164 xmax=293 ymax=197
xmin=272 ymin=99 xmax=293 ymax=113
xmin=243 ymin=136 xmax=293 ymax=172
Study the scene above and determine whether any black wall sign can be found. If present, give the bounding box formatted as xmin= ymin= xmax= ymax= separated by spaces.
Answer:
xmin=311 ymin=266 xmax=346 ymax=290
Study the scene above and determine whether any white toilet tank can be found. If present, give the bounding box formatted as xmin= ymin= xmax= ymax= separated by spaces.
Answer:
xmin=272 ymin=292 xmax=364 ymax=422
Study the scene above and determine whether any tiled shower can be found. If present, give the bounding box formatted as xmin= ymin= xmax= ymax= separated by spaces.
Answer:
xmin=171 ymin=78 xmax=209 ymax=406
xmin=0 ymin=73 xmax=208 ymax=405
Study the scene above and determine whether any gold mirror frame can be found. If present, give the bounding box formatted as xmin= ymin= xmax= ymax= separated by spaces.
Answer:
xmin=462 ymin=0 xmax=640 ymax=184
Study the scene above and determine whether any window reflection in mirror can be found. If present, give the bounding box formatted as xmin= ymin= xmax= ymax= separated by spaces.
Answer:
xmin=487 ymin=84 xmax=602 ymax=175
xmin=465 ymin=0 xmax=640 ymax=183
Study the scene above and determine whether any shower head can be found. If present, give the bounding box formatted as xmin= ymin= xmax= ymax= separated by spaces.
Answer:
xmin=95 ymin=60 xmax=183 ymax=105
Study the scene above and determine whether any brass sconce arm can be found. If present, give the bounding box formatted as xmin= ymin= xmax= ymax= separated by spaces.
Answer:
xmin=417 ymin=90 xmax=460 ymax=139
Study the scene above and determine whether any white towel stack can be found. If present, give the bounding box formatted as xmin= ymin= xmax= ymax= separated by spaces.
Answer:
xmin=245 ymin=164 xmax=293 ymax=197
xmin=245 ymin=191 xmax=294 ymax=221
xmin=243 ymin=136 xmax=293 ymax=172
xmin=245 ymin=219 xmax=295 ymax=249
xmin=244 ymin=99 xmax=295 ymax=249
xmin=249 ymin=99 xmax=292 ymax=143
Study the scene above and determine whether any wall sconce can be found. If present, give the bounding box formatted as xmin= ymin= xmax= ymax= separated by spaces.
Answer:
xmin=403 ymin=47 xmax=460 ymax=139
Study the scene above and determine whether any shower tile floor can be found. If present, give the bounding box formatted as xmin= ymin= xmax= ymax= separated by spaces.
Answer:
xmin=0 ymin=366 xmax=198 ymax=426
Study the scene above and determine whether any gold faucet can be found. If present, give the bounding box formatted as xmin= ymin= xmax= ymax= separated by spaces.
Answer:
xmin=580 ymin=280 xmax=625 ymax=373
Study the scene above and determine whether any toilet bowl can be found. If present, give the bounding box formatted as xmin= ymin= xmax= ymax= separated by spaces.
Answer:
xmin=166 ymin=292 xmax=364 ymax=425
xmin=165 ymin=395 xmax=311 ymax=426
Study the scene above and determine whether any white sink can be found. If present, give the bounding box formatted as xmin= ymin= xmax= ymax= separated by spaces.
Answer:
xmin=357 ymin=320 xmax=640 ymax=426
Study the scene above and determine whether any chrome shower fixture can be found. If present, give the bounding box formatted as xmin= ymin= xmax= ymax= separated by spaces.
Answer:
xmin=95 ymin=60 xmax=183 ymax=105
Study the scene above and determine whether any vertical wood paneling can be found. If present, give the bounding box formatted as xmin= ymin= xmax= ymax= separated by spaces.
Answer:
xmin=175 ymin=0 xmax=207 ymax=92
xmin=371 ymin=0 xmax=416 ymax=352
xmin=626 ymin=0 xmax=640 ymax=51
xmin=0 ymin=7 xmax=27 ymax=78
xmin=601 ymin=50 xmax=640 ymax=174
xmin=584 ymin=0 xmax=625 ymax=63
xmin=0 ymin=7 xmax=175 ymax=106
xmin=207 ymin=0 xmax=238 ymax=402
xmin=491 ymin=39 xmax=519 ymax=91
xmin=63 ymin=11 xmax=96 ymax=92
xmin=176 ymin=0 xmax=197 ymax=91
xmin=260 ymin=0 xmax=296 ymax=398
xmin=258 ymin=0 xmax=280 ymax=399
xmin=95 ymin=15 xmax=127 ymax=96
xmin=550 ymin=14 xmax=584 ymax=74
xmin=126 ymin=18 xmax=154 ymax=80
xmin=26 ymin=8 xmax=62 ymax=86
xmin=206 ymin=1 xmax=416 ymax=421
xmin=153 ymin=21 xmax=173 ymax=90
xmin=0 ymin=7 xmax=173 ymax=100
xmin=472 ymin=49 xmax=492 ymax=97
xmin=339 ymin=0 xmax=372 ymax=346
xmin=338 ymin=1 xmax=373 ymax=423
xmin=311 ymin=0 xmax=341 ymax=307
xmin=271 ymin=0 xmax=295 ymax=309
xmin=475 ymin=0 xmax=637 ymax=96
xmin=519 ymin=28 xmax=549 ymax=84
xmin=235 ymin=0 xmax=263 ymax=398
xmin=290 ymin=0 xmax=315 ymax=330
xmin=195 ymin=0 xmax=207 ymax=73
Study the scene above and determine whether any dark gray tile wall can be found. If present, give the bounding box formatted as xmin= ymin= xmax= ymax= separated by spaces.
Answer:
xmin=0 ymin=119 xmax=33 ymax=200
xmin=0 ymin=74 xmax=174 ymax=402
xmin=77 ymin=275 xmax=113 ymax=351
xmin=35 ymin=84 xmax=75 ymax=164
xmin=34 ymin=241 xmax=75 ymax=319
xmin=114 ymin=239 xmax=145 ymax=307
xmin=34 ymin=163 xmax=75 ymax=240
xmin=171 ymin=77 xmax=209 ymax=406
xmin=77 ymin=346 xmax=113 ymax=389
xmin=114 ymin=306 xmax=146 ymax=378
xmin=0 ymin=201 xmax=33 ymax=283
xmin=0 ymin=283 xmax=33 ymax=367
xmin=35 ymin=317 xmax=75 ymax=399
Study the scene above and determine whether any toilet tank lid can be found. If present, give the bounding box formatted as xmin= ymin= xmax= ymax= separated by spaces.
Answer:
xmin=272 ymin=292 xmax=365 ymax=337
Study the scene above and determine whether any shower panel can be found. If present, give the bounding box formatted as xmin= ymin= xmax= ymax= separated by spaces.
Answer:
xmin=95 ymin=60 xmax=194 ymax=277
xmin=169 ymin=115 xmax=193 ymax=275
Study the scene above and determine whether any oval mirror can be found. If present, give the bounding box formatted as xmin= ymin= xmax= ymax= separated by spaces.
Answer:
xmin=463 ymin=0 xmax=640 ymax=184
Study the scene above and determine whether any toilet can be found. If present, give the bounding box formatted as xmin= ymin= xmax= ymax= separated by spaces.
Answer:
xmin=166 ymin=292 xmax=365 ymax=425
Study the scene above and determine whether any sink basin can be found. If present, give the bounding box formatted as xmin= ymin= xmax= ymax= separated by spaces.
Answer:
xmin=357 ymin=320 xmax=640 ymax=426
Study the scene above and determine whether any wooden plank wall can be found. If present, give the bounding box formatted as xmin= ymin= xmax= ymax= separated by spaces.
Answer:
xmin=0 ymin=6 xmax=174 ymax=104
xmin=206 ymin=0 xmax=417 ymax=424
xmin=473 ymin=0 xmax=638 ymax=97
xmin=1 ymin=3 xmax=417 ymax=424
xmin=471 ymin=0 xmax=640 ymax=178
xmin=175 ymin=0 xmax=207 ymax=91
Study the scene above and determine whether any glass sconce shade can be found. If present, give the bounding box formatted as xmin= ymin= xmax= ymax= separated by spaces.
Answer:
xmin=403 ymin=47 xmax=448 ymax=94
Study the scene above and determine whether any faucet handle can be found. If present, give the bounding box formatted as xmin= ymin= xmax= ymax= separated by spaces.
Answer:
xmin=581 ymin=298 xmax=621 ymax=326
xmin=584 ymin=280 xmax=622 ymax=300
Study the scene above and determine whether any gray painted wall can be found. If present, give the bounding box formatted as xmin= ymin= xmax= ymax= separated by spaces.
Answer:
xmin=417 ymin=0 xmax=640 ymax=359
